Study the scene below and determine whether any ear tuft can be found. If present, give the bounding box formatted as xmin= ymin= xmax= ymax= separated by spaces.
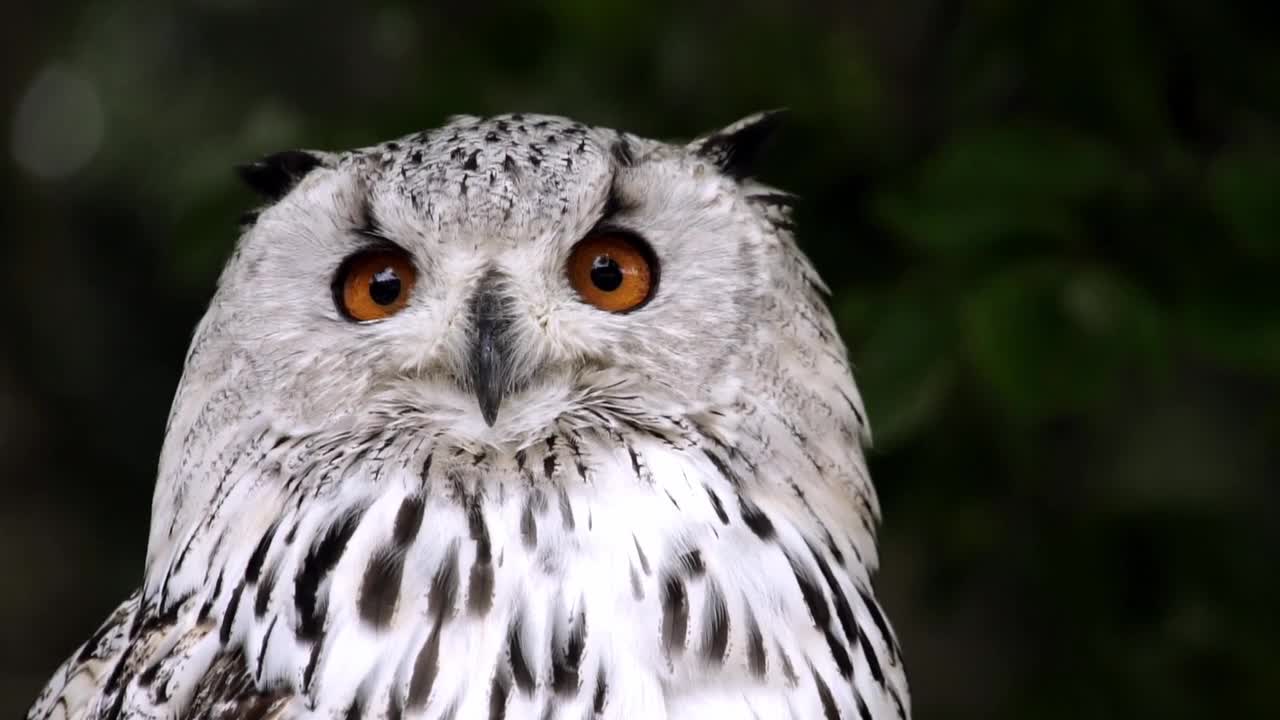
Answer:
xmin=690 ymin=109 xmax=788 ymax=179
xmin=237 ymin=150 xmax=325 ymax=201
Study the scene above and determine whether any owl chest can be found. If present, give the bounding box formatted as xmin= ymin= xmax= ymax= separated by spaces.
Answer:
xmin=208 ymin=435 xmax=896 ymax=718
xmin=342 ymin=453 xmax=878 ymax=718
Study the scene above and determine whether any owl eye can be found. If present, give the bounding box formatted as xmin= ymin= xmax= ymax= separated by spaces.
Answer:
xmin=567 ymin=232 xmax=657 ymax=313
xmin=333 ymin=248 xmax=417 ymax=322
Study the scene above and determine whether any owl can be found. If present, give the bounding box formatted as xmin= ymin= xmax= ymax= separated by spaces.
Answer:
xmin=28 ymin=112 xmax=909 ymax=720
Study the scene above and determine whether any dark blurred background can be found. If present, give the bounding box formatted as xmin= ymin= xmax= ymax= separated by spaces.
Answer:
xmin=3 ymin=1 xmax=1277 ymax=718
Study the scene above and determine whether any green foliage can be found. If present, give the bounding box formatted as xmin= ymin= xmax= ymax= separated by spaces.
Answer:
xmin=878 ymin=127 xmax=1129 ymax=256
xmin=2 ymin=1 xmax=1277 ymax=718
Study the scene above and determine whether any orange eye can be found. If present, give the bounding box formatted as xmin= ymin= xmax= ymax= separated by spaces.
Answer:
xmin=567 ymin=232 xmax=657 ymax=313
xmin=334 ymin=249 xmax=417 ymax=321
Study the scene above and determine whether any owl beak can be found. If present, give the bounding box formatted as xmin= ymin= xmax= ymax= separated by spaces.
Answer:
xmin=468 ymin=275 xmax=515 ymax=427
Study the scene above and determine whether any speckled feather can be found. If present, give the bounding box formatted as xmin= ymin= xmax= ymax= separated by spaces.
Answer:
xmin=29 ymin=112 xmax=909 ymax=720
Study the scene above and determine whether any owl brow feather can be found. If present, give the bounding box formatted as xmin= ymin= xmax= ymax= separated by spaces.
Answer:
xmin=598 ymin=175 xmax=637 ymax=222
xmin=355 ymin=190 xmax=390 ymax=242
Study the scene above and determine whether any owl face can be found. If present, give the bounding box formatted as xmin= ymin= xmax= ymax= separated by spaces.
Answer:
xmin=200 ymin=113 xmax=794 ymax=447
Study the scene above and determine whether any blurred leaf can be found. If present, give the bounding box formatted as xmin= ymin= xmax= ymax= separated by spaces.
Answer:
xmin=876 ymin=127 xmax=1127 ymax=256
xmin=843 ymin=292 xmax=956 ymax=449
xmin=1179 ymin=293 xmax=1280 ymax=377
xmin=1093 ymin=396 xmax=1265 ymax=511
xmin=1208 ymin=146 xmax=1280 ymax=260
xmin=962 ymin=262 xmax=1167 ymax=420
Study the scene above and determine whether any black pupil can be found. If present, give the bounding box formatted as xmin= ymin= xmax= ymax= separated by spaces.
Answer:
xmin=590 ymin=255 xmax=624 ymax=292
xmin=369 ymin=267 xmax=402 ymax=305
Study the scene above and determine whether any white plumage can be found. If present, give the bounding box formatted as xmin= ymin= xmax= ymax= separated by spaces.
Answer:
xmin=29 ymin=112 xmax=909 ymax=719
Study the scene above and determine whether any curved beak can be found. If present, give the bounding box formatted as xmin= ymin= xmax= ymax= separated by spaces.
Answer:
xmin=468 ymin=272 xmax=515 ymax=427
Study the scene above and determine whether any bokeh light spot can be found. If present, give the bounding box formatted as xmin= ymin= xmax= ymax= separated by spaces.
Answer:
xmin=11 ymin=64 xmax=104 ymax=181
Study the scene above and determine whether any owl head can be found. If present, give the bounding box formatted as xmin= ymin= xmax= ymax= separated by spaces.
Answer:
xmin=179 ymin=112 xmax=857 ymax=451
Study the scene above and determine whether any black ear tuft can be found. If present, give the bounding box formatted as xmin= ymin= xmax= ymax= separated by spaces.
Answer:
xmin=237 ymin=150 xmax=324 ymax=201
xmin=691 ymin=109 xmax=788 ymax=179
